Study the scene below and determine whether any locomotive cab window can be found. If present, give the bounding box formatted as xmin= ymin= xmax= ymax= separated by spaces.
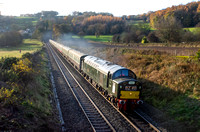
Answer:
xmin=113 ymin=70 xmax=136 ymax=79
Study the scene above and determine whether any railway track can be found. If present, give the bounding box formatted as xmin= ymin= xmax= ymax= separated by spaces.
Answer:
xmin=46 ymin=42 xmax=161 ymax=132
xmin=47 ymin=43 xmax=115 ymax=132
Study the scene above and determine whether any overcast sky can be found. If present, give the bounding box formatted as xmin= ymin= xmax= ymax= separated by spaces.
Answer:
xmin=0 ymin=0 xmax=199 ymax=16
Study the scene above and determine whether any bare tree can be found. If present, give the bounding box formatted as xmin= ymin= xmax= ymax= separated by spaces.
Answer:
xmin=155 ymin=16 xmax=182 ymax=43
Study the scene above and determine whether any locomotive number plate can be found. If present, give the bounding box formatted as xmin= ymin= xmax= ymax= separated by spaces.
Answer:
xmin=125 ymin=86 xmax=137 ymax=91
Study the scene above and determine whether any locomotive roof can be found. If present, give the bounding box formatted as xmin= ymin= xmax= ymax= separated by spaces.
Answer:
xmin=84 ymin=56 xmax=128 ymax=75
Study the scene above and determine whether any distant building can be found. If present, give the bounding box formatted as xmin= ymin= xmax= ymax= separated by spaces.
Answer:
xmin=20 ymin=14 xmax=35 ymax=17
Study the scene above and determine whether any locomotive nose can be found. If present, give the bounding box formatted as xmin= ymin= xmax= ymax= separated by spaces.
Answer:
xmin=137 ymin=100 xmax=143 ymax=105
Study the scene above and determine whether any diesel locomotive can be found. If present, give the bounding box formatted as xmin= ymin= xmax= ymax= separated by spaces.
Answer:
xmin=50 ymin=40 xmax=143 ymax=111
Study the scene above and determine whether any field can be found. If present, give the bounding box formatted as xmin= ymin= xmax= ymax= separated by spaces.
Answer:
xmin=0 ymin=39 xmax=43 ymax=58
xmin=184 ymin=27 xmax=200 ymax=34
xmin=73 ymin=35 xmax=113 ymax=42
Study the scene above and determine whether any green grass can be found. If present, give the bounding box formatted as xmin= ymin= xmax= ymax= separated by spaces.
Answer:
xmin=176 ymin=56 xmax=194 ymax=58
xmin=84 ymin=35 xmax=113 ymax=42
xmin=0 ymin=39 xmax=43 ymax=58
xmin=16 ymin=16 xmax=36 ymax=19
xmin=184 ymin=27 xmax=200 ymax=34
xmin=185 ymin=27 xmax=197 ymax=32
xmin=73 ymin=35 xmax=113 ymax=42
xmin=32 ymin=21 xmax=38 ymax=26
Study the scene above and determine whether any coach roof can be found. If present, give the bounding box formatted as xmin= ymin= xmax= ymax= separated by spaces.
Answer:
xmin=84 ymin=56 xmax=127 ymax=75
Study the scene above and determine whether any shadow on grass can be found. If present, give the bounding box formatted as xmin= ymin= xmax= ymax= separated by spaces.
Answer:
xmin=139 ymin=78 xmax=200 ymax=132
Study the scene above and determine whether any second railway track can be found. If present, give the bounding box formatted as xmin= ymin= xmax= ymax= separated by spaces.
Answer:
xmin=46 ymin=42 xmax=161 ymax=132
xmin=47 ymin=42 xmax=115 ymax=132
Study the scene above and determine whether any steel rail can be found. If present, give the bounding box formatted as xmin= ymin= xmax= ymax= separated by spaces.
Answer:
xmin=134 ymin=110 xmax=161 ymax=132
xmin=47 ymin=43 xmax=115 ymax=132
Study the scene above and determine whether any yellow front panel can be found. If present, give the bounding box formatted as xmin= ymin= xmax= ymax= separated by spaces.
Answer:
xmin=120 ymin=91 xmax=140 ymax=99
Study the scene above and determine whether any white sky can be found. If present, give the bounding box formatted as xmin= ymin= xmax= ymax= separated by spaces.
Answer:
xmin=0 ymin=0 xmax=199 ymax=16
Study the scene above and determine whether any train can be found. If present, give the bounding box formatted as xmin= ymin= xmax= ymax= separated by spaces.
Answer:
xmin=49 ymin=39 xmax=143 ymax=111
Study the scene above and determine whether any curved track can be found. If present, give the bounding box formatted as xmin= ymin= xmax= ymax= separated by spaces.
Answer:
xmin=47 ymin=42 xmax=161 ymax=132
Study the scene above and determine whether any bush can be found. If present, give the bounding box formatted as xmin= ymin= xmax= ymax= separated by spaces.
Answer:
xmin=12 ymin=58 xmax=34 ymax=85
xmin=141 ymin=36 xmax=148 ymax=43
xmin=112 ymin=34 xmax=120 ymax=43
xmin=0 ymin=57 xmax=19 ymax=70
xmin=182 ymin=30 xmax=196 ymax=42
xmin=22 ymin=53 xmax=32 ymax=59
xmin=197 ymin=49 xmax=200 ymax=61
xmin=147 ymin=31 xmax=160 ymax=43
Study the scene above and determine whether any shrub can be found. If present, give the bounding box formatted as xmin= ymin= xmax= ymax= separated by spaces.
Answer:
xmin=141 ymin=36 xmax=148 ymax=43
xmin=12 ymin=58 xmax=34 ymax=86
xmin=1 ymin=57 xmax=19 ymax=70
xmin=112 ymin=34 xmax=120 ymax=43
xmin=22 ymin=53 xmax=32 ymax=59
xmin=0 ymin=87 xmax=17 ymax=105
xmin=181 ymin=30 xmax=196 ymax=42
xmin=147 ymin=31 xmax=160 ymax=43
xmin=197 ymin=49 xmax=200 ymax=61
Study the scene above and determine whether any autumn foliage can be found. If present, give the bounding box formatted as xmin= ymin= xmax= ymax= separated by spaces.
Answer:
xmin=150 ymin=2 xmax=200 ymax=28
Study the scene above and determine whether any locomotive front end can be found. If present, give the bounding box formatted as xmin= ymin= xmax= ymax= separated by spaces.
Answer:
xmin=111 ymin=69 xmax=143 ymax=112
xmin=117 ymin=80 xmax=143 ymax=111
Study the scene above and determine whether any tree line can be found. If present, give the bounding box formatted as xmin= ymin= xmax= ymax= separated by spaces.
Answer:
xmin=33 ymin=12 xmax=126 ymax=40
xmin=32 ymin=1 xmax=200 ymax=43
xmin=150 ymin=2 xmax=200 ymax=28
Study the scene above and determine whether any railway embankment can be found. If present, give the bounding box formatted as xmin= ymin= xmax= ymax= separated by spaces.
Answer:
xmin=0 ymin=47 xmax=60 ymax=131
xmin=103 ymin=48 xmax=200 ymax=132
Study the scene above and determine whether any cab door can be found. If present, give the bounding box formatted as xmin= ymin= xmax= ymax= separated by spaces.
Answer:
xmin=107 ymin=72 xmax=113 ymax=94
